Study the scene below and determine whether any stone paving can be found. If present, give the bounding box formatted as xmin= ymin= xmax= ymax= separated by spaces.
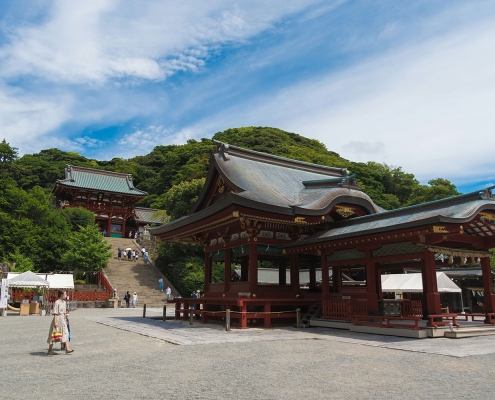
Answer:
xmin=87 ymin=308 xmax=495 ymax=357
xmin=3 ymin=307 xmax=495 ymax=399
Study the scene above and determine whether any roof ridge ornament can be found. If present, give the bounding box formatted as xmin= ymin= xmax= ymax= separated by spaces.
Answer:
xmin=479 ymin=188 xmax=494 ymax=200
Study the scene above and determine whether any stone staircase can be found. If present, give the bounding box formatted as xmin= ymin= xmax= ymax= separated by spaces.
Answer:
xmin=104 ymin=237 xmax=178 ymax=307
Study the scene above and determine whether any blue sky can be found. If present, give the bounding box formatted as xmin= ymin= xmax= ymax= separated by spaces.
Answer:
xmin=1 ymin=1 xmax=495 ymax=193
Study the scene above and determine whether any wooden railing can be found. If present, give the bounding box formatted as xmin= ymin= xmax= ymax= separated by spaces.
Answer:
xmin=10 ymin=271 xmax=114 ymax=303
xmin=322 ymin=299 xmax=368 ymax=320
xmin=402 ymin=300 xmax=423 ymax=317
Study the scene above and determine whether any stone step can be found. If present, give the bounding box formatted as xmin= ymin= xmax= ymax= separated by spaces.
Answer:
xmin=444 ymin=327 xmax=495 ymax=338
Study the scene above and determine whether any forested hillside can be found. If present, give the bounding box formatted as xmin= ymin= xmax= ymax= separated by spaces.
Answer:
xmin=0 ymin=128 xmax=461 ymax=294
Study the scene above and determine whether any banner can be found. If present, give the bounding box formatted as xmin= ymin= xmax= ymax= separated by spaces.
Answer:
xmin=0 ymin=279 xmax=8 ymax=308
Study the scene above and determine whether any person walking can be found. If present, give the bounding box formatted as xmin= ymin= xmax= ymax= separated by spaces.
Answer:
xmin=117 ymin=247 xmax=122 ymax=260
xmin=131 ymin=250 xmax=136 ymax=262
xmin=124 ymin=291 xmax=130 ymax=308
xmin=132 ymin=292 xmax=138 ymax=307
xmin=123 ymin=250 xmax=127 ymax=260
xmin=165 ymin=286 xmax=171 ymax=301
xmin=47 ymin=290 xmax=74 ymax=355
xmin=158 ymin=278 xmax=164 ymax=291
xmin=127 ymin=250 xmax=132 ymax=261
xmin=143 ymin=251 xmax=149 ymax=264
xmin=141 ymin=247 xmax=146 ymax=256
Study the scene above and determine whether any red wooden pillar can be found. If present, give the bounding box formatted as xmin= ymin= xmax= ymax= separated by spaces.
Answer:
xmin=204 ymin=251 xmax=212 ymax=293
xmin=241 ymin=257 xmax=249 ymax=281
xmin=309 ymin=266 xmax=316 ymax=290
xmin=106 ymin=218 xmax=111 ymax=237
xmin=481 ymin=257 xmax=495 ymax=318
xmin=290 ymin=254 xmax=300 ymax=291
xmin=365 ymin=250 xmax=379 ymax=314
xmin=240 ymin=301 xmax=248 ymax=328
xmin=224 ymin=248 xmax=231 ymax=293
xmin=264 ymin=302 xmax=271 ymax=328
xmin=278 ymin=257 xmax=287 ymax=286
xmin=376 ymin=268 xmax=383 ymax=300
xmin=321 ymin=254 xmax=329 ymax=302
xmin=333 ymin=266 xmax=342 ymax=294
xmin=122 ymin=217 xmax=127 ymax=238
xmin=421 ymin=250 xmax=441 ymax=317
xmin=248 ymin=243 xmax=258 ymax=295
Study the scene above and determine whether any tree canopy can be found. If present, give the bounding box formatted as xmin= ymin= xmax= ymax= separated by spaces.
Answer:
xmin=0 ymin=127 xmax=467 ymax=287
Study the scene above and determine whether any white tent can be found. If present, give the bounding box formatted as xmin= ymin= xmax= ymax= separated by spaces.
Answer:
xmin=381 ymin=272 xmax=461 ymax=293
xmin=44 ymin=274 xmax=74 ymax=289
xmin=7 ymin=271 xmax=49 ymax=288
xmin=7 ymin=273 xmax=74 ymax=289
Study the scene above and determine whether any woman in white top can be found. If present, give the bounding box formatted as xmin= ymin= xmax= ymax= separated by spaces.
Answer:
xmin=47 ymin=290 xmax=74 ymax=355
xmin=132 ymin=292 xmax=138 ymax=307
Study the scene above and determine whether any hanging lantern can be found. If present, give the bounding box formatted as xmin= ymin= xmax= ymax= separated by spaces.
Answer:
xmin=448 ymin=255 xmax=454 ymax=264
xmin=461 ymin=257 xmax=467 ymax=265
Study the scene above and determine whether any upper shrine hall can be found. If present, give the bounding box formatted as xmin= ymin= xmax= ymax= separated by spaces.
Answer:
xmin=53 ymin=165 xmax=160 ymax=237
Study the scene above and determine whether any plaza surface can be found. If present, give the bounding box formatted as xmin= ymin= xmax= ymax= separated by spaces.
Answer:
xmin=2 ymin=307 xmax=495 ymax=399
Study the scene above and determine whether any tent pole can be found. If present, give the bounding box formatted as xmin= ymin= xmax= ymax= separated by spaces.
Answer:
xmin=460 ymin=291 xmax=465 ymax=314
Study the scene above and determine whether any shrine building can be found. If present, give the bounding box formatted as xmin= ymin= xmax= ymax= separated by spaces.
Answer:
xmin=150 ymin=142 xmax=495 ymax=333
xmin=53 ymin=165 xmax=150 ymax=238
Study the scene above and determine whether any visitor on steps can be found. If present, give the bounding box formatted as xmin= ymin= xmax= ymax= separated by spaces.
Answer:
xmin=166 ymin=286 xmax=171 ymax=301
xmin=124 ymin=291 xmax=130 ymax=308
xmin=158 ymin=278 xmax=164 ymax=291
xmin=132 ymin=292 xmax=138 ymax=307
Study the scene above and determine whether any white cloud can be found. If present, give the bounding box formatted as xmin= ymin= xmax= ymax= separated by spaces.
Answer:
xmin=176 ymin=18 xmax=495 ymax=185
xmin=0 ymin=0 xmax=321 ymax=84
xmin=118 ymin=125 xmax=172 ymax=149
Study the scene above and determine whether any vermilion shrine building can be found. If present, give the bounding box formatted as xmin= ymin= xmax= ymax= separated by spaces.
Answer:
xmin=149 ymin=142 xmax=495 ymax=333
xmin=53 ymin=165 xmax=151 ymax=238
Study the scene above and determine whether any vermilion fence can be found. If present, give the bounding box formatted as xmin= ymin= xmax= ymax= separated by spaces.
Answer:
xmin=10 ymin=271 xmax=113 ymax=303
xmin=402 ymin=300 xmax=423 ymax=317
xmin=322 ymin=299 xmax=368 ymax=320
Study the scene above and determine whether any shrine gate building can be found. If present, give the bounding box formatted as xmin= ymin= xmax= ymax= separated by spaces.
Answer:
xmin=53 ymin=165 xmax=148 ymax=238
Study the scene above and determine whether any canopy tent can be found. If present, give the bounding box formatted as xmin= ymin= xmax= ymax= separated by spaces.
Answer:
xmin=381 ymin=272 xmax=461 ymax=293
xmin=7 ymin=273 xmax=74 ymax=289
xmin=7 ymin=271 xmax=49 ymax=288
xmin=44 ymin=274 xmax=74 ymax=289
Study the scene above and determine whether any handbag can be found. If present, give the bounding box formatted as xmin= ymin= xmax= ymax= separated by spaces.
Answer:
xmin=51 ymin=329 xmax=63 ymax=343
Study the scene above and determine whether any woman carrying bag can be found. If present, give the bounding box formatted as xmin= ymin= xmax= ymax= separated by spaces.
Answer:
xmin=47 ymin=290 xmax=74 ymax=355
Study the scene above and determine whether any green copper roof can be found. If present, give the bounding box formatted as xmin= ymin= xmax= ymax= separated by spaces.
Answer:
xmin=134 ymin=207 xmax=163 ymax=224
xmin=56 ymin=165 xmax=147 ymax=196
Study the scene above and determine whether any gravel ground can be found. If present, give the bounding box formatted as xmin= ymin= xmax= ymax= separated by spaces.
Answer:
xmin=2 ymin=308 xmax=495 ymax=399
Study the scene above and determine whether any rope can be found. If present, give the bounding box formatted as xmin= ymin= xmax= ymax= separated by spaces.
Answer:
xmin=178 ymin=309 xmax=299 ymax=315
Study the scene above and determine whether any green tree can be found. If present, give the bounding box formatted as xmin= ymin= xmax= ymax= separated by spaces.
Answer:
xmin=7 ymin=249 xmax=35 ymax=272
xmin=152 ymin=178 xmax=206 ymax=220
xmin=407 ymin=178 xmax=460 ymax=205
xmin=61 ymin=207 xmax=95 ymax=231
xmin=0 ymin=139 xmax=19 ymax=179
xmin=61 ymin=224 xmax=112 ymax=272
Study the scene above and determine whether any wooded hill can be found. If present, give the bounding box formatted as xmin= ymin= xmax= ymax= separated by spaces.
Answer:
xmin=1 ymin=127 xmax=461 ymax=294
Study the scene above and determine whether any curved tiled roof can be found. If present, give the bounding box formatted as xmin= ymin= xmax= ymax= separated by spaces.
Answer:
xmin=286 ymin=189 xmax=495 ymax=246
xmin=56 ymin=165 xmax=147 ymax=196
xmin=193 ymin=142 xmax=381 ymax=216
xmin=134 ymin=207 xmax=163 ymax=224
